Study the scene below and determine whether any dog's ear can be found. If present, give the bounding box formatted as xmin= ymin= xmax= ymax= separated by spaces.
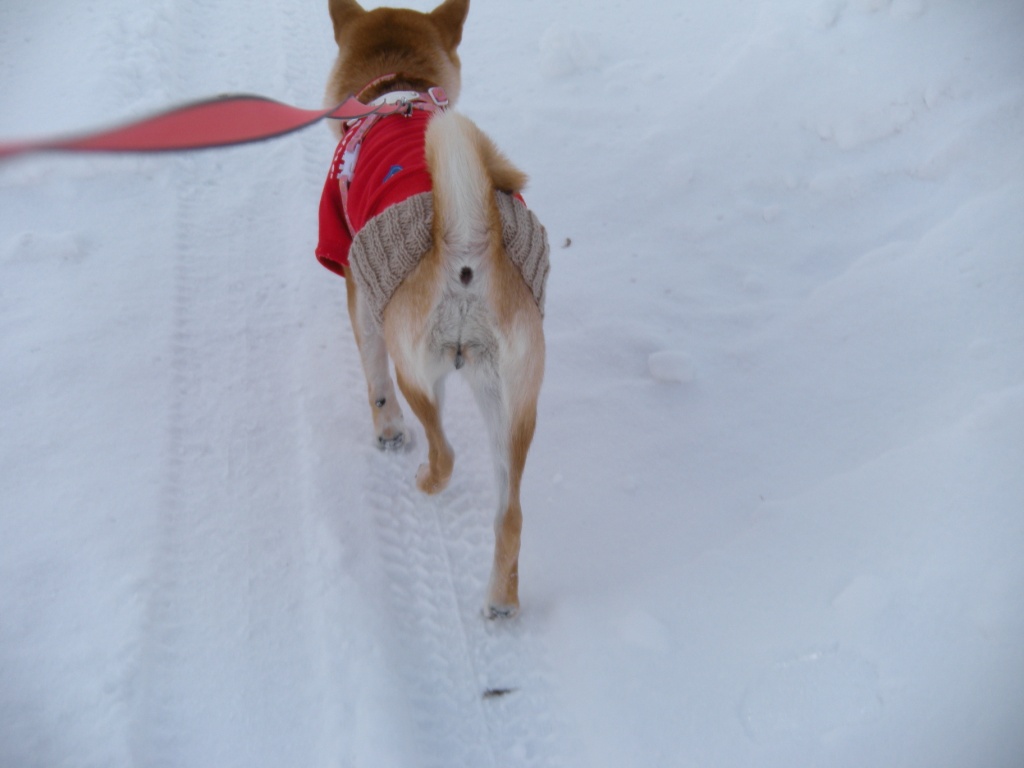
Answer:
xmin=430 ymin=0 xmax=469 ymax=51
xmin=328 ymin=0 xmax=365 ymax=42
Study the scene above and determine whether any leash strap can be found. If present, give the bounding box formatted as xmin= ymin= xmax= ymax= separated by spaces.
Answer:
xmin=0 ymin=94 xmax=407 ymax=161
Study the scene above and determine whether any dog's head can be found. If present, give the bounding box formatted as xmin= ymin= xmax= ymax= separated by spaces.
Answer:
xmin=326 ymin=0 xmax=468 ymax=110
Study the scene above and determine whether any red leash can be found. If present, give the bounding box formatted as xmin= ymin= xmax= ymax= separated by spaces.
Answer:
xmin=0 ymin=94 xmax=406 ymax=160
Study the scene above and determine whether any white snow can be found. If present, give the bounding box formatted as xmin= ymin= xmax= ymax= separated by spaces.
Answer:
xmin=648 ymin=350 xmax=698 ymax=384
xmin=2 ymin=0 xmax=1023 ymax=766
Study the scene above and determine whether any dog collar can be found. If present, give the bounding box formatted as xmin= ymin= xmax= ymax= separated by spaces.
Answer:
xmin=370 ymin=87 xmax=448 ymax=109
xmin=334 ymin=83 xmax=449 ymax=235
xmin=353 ymin=72 xmax=449 ymax=111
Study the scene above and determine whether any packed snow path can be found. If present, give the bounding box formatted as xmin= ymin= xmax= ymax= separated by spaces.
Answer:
xmin=3 ymin=1 xmax=1023 ymax=766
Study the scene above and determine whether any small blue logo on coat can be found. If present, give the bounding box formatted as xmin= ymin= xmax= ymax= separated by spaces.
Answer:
xmin=382 ymin=165 xmax=403 ymax=184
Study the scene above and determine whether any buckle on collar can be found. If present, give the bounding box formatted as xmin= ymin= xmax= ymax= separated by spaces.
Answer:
xmin=370 ymin=90 xmax=422 ymax=107
xmin=369 ymin=87 xmax=449 ymax=111
xmin=427 ymin=87 xmax=449 ymax=108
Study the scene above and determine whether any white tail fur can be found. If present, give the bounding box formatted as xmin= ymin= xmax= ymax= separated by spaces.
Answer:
xmin=425 ymin=111 xmax=494 ymax=261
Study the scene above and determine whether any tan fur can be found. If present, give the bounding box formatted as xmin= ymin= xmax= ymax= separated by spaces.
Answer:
xmin=327 ymin=0 xmax=545 ymax=618
xmin=325 ymin=0 xmax=466 ymax=136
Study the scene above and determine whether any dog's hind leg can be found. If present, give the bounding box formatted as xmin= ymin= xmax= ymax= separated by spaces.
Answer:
xmin=468 ymin=342 xmax=542 ymax=619
xmin=395 ymin=369 xmax=454 ymax=494
xmin=346 ymin=276 xmax=406 ymax=449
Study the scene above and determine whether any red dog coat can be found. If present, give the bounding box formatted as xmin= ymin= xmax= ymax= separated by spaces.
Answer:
xmin=316 ymin=109 xmax=434 ymax=277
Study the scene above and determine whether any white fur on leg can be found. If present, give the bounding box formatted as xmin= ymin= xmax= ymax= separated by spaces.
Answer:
xmin=465 ymin=363 xmax=521 ymax=618
xmin=355 ymin=290 xmax=406 ymax=448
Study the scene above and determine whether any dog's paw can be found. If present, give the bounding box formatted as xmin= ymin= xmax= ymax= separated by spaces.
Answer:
xmin=484 ymin=602 xmax=519 ymax=620
xmin=415 ymin=462 xmax=451 ymax=495
xmin=372 ymin=399 xmax=405 ymax=450
xmin=377 ymin=431 xmax=405 ymax=451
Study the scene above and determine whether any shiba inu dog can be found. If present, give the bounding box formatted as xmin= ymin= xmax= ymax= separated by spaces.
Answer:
xmin=318 ymin=0 xmax=549 ymax=618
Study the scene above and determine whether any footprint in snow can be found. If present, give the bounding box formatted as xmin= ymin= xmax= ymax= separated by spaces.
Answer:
xmin=648 ymin=350 xmax=697 ymax=384
xmin=4 ymin=231 xmax=86 ymax=265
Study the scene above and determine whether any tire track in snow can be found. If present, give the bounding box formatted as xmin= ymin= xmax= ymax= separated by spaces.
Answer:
xmin=131 ymin=2 xmax=350 ymax=766
xmin=355 ymin=373 xmax=568 ymax=767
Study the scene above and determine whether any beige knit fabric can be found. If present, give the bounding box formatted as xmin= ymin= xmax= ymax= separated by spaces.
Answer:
xmin=349 ymin=191 xmax=550 ymax=327
xmin=496 ymin=191 xmax=550 ymax=313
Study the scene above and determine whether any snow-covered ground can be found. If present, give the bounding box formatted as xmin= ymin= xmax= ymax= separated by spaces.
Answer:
xmin=2 ymin=0 xmax=1022 ymax=765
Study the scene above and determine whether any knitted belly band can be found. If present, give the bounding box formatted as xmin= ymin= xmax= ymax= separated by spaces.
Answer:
xmin=348 ymin=191 xmax=549 ymax=327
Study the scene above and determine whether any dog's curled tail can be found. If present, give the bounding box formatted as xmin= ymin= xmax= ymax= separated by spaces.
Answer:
xmin=425 ymin=110 xmax=527 ymax=264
